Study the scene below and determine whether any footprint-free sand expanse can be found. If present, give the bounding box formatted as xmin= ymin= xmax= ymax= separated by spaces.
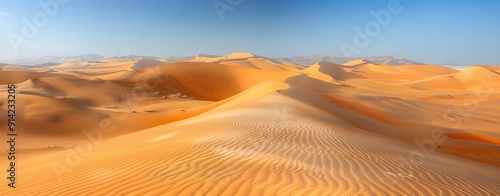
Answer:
xmin=0 ymin=53 xmax=499 ymax=195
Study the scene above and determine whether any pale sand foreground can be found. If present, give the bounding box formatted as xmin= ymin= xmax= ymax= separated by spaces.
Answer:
xmin=0 ymin=53 xmax=499 ymax=195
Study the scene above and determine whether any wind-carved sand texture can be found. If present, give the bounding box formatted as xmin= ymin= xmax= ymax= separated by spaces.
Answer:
xmin=0 ymin=53 xmax=499 ymax=195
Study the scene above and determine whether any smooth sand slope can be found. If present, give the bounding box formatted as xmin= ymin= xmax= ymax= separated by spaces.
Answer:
xmin=0 ymin=53 xmax=499 ymax=195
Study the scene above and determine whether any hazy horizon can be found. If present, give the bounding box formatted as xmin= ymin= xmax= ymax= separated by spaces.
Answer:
xmin=1 ymin=0 xmax=499 ymax=64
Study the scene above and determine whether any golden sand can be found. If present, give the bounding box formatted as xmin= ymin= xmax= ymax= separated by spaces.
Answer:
xmin=0 ymin=53 xmax=499 ymax=195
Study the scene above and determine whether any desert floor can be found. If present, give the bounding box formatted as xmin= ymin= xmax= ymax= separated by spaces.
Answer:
xmin=0 ymin=53 xmax=499 ymax=195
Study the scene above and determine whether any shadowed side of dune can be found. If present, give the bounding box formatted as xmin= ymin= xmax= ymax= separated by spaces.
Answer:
xmin=119 ymin=62 xmax=298 ymax=101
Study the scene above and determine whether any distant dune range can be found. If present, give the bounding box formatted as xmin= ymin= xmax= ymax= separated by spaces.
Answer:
xmin=0 ymin=53 xmax=499 ymax=195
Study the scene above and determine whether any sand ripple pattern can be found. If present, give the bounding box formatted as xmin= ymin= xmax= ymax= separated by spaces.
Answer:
xmin=3 ymin=93 xmax=499 ymax=196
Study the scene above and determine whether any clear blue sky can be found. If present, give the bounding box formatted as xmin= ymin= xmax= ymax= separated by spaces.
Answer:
xmin=0 ymin=0 xmax=499 ymax=64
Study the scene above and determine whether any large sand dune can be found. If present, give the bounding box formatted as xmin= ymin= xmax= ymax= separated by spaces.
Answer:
xmin=0 ymin=53 xmax=499 ymax=195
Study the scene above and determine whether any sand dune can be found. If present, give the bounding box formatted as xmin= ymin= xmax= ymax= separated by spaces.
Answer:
xmin=455 ymin=66 xmax=500 ymax=90
xmin=192 ymin=52 xmax=256 ymax=63
xmin=131 ymin=58 xmax=167 ymax=71
xmin=403 ymin=65 xmax=500 ymax=91
xmin=0 ymin=53 xmax=499 ymax=195
xmin=302 ymin=62 xmax=359 ymax=82
xmin=195 ymin=52 xmax=300 ymax=72
xmin=0 ymin=71 xmax=59 ymax=84
xmin=3 ymin=89 xmax=499 ymax=195
xmin=119 ymin=61 xmax=298 ymax=101
xmin=344 ymin=58 xmax=377 ymax=66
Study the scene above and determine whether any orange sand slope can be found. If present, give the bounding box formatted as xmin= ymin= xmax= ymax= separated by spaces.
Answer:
xmin=0 ymin=53 xmax=499 ymax=195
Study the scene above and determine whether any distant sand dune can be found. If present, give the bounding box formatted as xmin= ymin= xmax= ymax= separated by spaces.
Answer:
xmin=0 ymin=71 xmax=58 ymax=84
xmin=131 ymin=58 xmax=167 ymax=71
xmin=403 ymin=65 xmax=500 ymax=91
xmin=119 ymin=62 xmax=298 ymax=101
